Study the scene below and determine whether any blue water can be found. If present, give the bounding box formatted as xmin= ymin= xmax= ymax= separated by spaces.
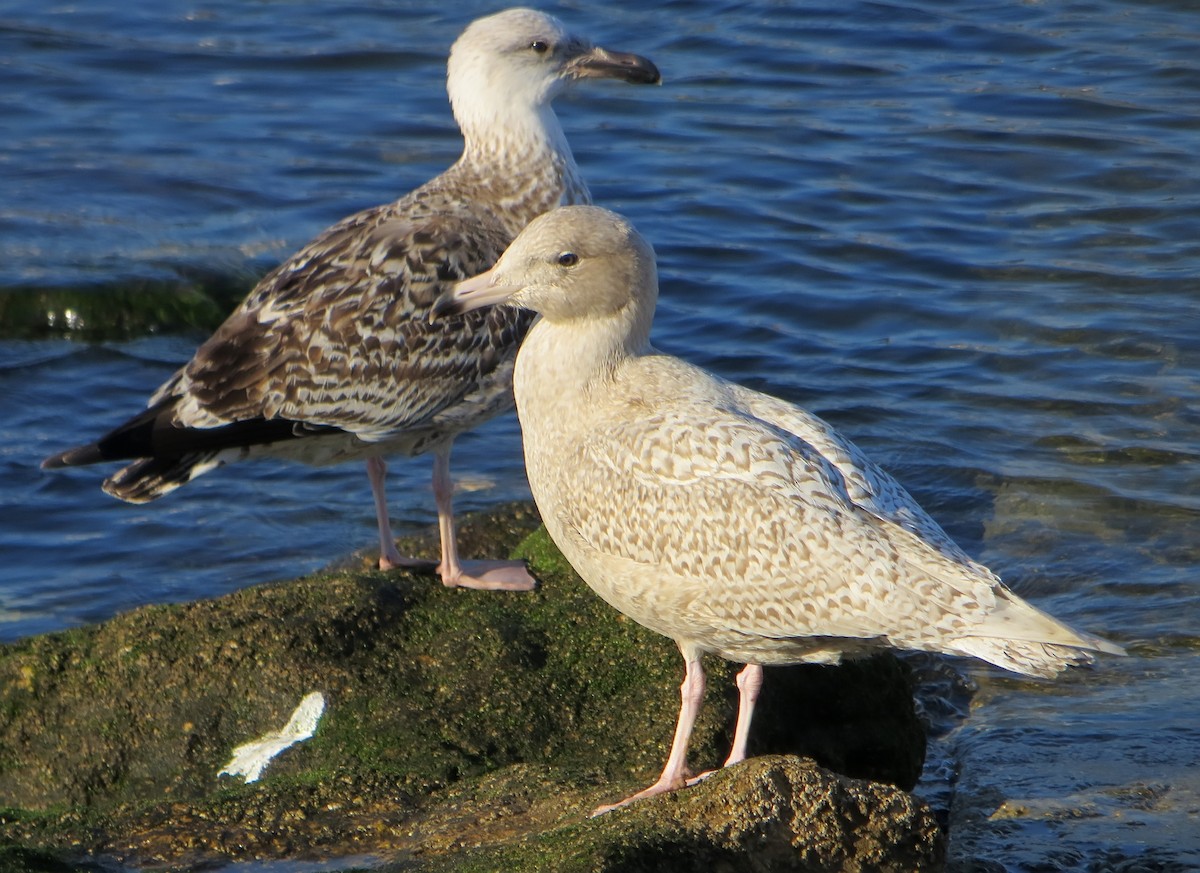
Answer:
xmin=2 ymin=1 xmax=1198 ymax=869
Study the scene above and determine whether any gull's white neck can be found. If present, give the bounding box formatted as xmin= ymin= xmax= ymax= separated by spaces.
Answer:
xmin=459 ymin=100 xmax=569 ymax=166
xmin=449 ymin=100 xmax=589 ymax=236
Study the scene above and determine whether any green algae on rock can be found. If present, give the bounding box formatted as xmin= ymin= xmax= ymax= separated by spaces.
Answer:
xmin=0 ymin=275 xmax=250 ymax=342
xmin=0 ymin=503 xmax=935 ymax=870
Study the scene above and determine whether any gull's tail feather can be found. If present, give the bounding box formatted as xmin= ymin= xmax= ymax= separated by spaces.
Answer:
xmin=102 ymin=453 xmax=226 ymax=504
xmin=950 ymin=588 xmax=1125 ymax=678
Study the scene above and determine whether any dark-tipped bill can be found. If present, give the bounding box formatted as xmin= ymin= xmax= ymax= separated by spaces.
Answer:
xmin=432 ymin=266 xmax=520 ymax=319
xmin=566 ymin=45 xmax=661 ymax=85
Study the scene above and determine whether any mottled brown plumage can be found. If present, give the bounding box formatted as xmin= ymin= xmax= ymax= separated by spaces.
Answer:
xmin=42 ymin=9 xmax=660 ymax=589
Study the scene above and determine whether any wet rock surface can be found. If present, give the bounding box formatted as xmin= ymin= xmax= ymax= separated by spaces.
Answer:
xmin=0 ymin=503 xmax=939 ymax=871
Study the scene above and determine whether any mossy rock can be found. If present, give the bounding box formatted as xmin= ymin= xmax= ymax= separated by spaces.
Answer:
xmin=0 ymin=503 xmax=936 ymax=870
xmin=0 ymin=275 xmax=252 ymax=342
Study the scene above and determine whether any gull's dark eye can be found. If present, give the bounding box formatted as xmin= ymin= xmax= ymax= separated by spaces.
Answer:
xmin=530 ymin=39 xmax=549 ymax=54
xmin=557 ymin=251 xmax=579 ymax=267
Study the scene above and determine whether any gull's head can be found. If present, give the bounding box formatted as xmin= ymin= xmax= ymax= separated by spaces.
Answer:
xmin=436 ymin=205 xmax=658 ymax=328
xmin=447 ymin=8 xmax=660 ymax=127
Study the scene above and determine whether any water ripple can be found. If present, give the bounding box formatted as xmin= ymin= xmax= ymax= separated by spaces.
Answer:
xmin=1 ymin=1 xmax=1197 ymax=864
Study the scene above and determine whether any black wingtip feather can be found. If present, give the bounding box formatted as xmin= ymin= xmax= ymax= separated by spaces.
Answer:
xmin=43 ymin=395 xmax=341 ymax=476
xmin=41 ymin=401 xmax=172 ymax=470
xmin=42 ymin=445 xmax=106 ymax=469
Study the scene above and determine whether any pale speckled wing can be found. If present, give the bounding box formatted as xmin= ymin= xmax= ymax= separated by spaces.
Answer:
xmin=153 ymin=190 xmax=534 ymax=442
xmin=726 ymin=383 xmax=995 ymax=578
xmin=554 ymin=356 xmax=1001 ymax=656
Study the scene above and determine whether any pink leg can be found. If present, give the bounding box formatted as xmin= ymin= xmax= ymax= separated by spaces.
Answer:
xmin=368 ymin=456 xmax=433 ymax=571
xmin=429 ymin=445 xmax=535 ymax=591
xmin=722 ymin=663 xmax=763 ymax=768
xmin=369 ymin=449 xmax=534 ymax=590
xmin=592 ymin=650 xmax=706 ymax=816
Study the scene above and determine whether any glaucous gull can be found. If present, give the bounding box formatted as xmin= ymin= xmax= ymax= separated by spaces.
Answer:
xmin=435 ymin=204 xmax=1125 ymax=812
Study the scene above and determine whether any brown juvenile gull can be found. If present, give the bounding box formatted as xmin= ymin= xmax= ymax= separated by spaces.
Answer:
xmin=41 ymin=9 xmax=660 ymax=590
xmin=435 ymin=204 xmax=1126 ymax=812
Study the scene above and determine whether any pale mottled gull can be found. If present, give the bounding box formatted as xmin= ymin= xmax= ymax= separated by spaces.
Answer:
xmin=436 ymin=205 xmax=1125 ymax=813
xmin=41 ymin=9 xmax=659 ymax=590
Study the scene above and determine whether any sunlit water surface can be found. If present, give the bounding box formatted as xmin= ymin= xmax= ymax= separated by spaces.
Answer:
xmin=2 ymin=1 xmax=1197 ymax=869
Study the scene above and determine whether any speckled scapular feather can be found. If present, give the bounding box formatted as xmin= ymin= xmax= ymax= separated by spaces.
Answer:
xmin=42 ymin=10 xmax=659 ymax=587
xmin=439 ymin=204 xmax=1124 ymax=811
